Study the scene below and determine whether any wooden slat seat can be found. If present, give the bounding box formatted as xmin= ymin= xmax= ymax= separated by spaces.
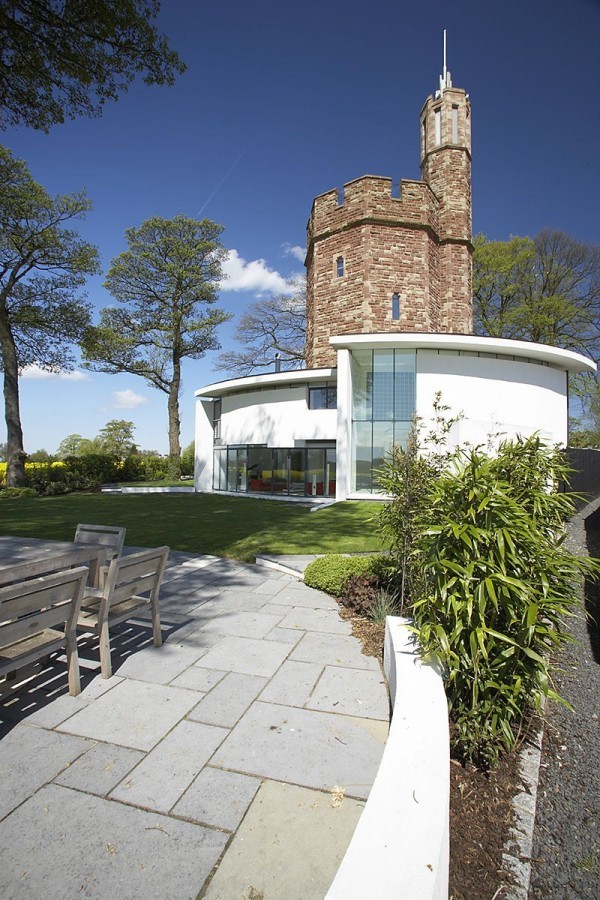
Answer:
xmin=76 ymin=546 xmax=169 ymax=679
xmin=0 ymin=567 xmax=89 ymax=695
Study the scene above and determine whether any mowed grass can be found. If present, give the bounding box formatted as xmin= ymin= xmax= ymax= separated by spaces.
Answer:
xmin=0 ymin=493 xmax=385 ymax=561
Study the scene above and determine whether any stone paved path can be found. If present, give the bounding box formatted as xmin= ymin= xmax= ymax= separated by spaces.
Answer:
xmin=0 ymin=551 xmax=389 ymax=900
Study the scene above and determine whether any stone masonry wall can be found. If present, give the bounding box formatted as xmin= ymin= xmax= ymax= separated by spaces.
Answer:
xmin=305 ymin=85 xmax=473 ymax=367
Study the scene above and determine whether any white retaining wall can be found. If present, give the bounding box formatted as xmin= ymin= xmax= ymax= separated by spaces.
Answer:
xmin=326 ymin=616 xmax=450 ymax=900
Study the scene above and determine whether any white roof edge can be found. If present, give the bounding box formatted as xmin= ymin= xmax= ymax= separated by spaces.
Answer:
xmin=329 ymin=333 xmax=596 ymax=374
xmin=195 ymin=367 xmax=337 ymax=398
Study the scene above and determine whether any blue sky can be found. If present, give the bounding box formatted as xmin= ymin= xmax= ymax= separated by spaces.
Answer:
xmin=2 ymin=0 xmax=600 ymax=454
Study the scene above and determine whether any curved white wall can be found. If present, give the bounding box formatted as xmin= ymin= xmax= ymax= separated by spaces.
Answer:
xmin=415 ymin=351 xmax=568 ymax=449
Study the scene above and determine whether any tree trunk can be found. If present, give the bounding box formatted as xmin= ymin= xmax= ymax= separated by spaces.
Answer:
xmin=0 ymin=302 xmax=26 ymax=486
xmin=167 ymin=354 xmax=181 ymax=478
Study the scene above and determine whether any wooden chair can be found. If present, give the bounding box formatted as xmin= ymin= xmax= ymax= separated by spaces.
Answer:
xmin=76 ymin=546 xmax=169 ymax=679
xmin=74 ymin=524 xmax=126 ymax=586
xmin=0 ymin=567 xmax=89 ymax=696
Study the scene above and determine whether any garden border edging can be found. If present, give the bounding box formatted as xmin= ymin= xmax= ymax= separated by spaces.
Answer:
xmin=326 ymin=615 xmax=450 ymax=900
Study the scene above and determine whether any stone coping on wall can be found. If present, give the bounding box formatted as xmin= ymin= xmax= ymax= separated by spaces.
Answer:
xmin=326 ymin=616 xmax=450 ymax=900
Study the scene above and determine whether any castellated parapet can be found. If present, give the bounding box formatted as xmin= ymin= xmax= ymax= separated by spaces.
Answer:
xmin=305 ymin=82 xmax=473 ymax=369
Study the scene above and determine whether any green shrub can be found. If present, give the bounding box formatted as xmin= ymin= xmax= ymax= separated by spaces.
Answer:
xmin=0 ymin=486 xmax=38 ymax=499
xmin=408 ymin=439 xmax=599 ymax=767
xmin=143 ymin=455 xmax=169 ymax=481
xmin=304 ymin=554 xmax=381 ymax=597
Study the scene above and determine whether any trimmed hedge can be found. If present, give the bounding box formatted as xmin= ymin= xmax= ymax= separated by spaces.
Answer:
xmin=303 ymin=554 xmax=384 ymax=597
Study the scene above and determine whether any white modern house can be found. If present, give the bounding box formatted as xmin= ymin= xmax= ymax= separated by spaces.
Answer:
xmin=194 ymin=71 xmax=596 ymax=501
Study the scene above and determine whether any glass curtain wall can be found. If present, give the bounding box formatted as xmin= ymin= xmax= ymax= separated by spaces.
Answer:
xmin=351 ymin=349 xmax=416 ymax=493
xmin=213 ymin=447 xmax=336 ymax=497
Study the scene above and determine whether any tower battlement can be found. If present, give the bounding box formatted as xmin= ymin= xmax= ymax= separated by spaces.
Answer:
xmin=305 ymin=76 xmax=473 ymax=369
xmin=307 ymin=176 xmax=439 ymax=249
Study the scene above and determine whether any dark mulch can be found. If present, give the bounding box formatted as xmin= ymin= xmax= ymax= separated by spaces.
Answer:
xmin=339 ymin=606 xmax=522 ymax=900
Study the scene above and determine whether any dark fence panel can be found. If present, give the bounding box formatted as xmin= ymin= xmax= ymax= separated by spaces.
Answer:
xmin=566 ymin=447 xmax=600 ymax=505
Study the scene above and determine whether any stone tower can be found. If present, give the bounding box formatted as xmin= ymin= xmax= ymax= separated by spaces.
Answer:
xmin=305 ymin=68 xmax=473 ymax=369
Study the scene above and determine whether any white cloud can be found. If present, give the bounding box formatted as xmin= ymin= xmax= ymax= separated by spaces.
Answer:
xmin=114 ymin=389 xmax=148 ymax=409
xmin=282 ymin=243 xmax=306 ymax=262
xmin=20 ymin=364 xmax=89 ymax=382
xmin=221 ymin=249 xmax=296 ymax=295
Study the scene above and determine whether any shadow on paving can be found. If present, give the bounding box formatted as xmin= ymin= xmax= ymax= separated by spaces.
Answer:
xmin=0 ymin=617 xmax=193 ymax=738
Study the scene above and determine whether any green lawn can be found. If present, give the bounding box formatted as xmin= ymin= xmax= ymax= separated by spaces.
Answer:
xmin=0 ymin=493 xmax=385 ymax=561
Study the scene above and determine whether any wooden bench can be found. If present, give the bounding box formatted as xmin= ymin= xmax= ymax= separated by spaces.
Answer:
xmin=77 ymin=546 xmax=169 ymax=678
xmin=74 ymin=524 xmax=126 ymax=585
xmin=0 ymin=544 xmax=107 ymax=590
xmin=0 ymin=567 xmax=89 ymax=696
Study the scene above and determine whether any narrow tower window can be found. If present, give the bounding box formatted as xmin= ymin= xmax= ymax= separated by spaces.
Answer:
xmin=392 ymin=293 xmax=400 ymax=321
xmin=336 ymin=256 xmax=344 ymax=278
xmin=452 ymin=105 xmax=459 ymax=143
xmin=434 ymin=108 xmax=441 ymax=146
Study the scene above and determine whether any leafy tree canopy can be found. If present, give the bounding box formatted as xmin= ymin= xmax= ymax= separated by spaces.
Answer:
xmin=97 ymin=418 xmax=137 ymax=458
xmin=473 ymin=230 xmax=600 ymax=357
xmin=0 ymin=0 xmax=185 ymax=131
xmin=83 ymin=214 xmax=230 ymax=470
xmin=214 ymin=287 xmax=306 ymax=377
xmin=0 ymin=144 xmax=99 ymax=485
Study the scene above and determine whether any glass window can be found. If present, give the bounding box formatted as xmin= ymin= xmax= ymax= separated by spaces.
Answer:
xmin=452 ymin=105 xmax=459 ymax=143
xmin=213 ymin=448 xmax=227 ymax=491
xmin=392 ymin=293 xmax=400 ymax=321
xmin=336 ymin=256 xmax=344 ymax=277
xmin=308 ymin=386 xmax=337 ymax=409
xmin=350 ymin=349 xmax=416 ymax=493
xmin=213 ymin=399 xmax=222 ymax=444
xmin=247 ymin=447 xmax=274 ymax=494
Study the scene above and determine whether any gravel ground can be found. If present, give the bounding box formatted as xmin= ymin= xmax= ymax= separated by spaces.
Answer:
xmin=529 ymin=501 xmax=600 ymax=899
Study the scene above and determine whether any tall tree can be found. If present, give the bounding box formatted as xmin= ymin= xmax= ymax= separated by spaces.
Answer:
xmin=473 ymin=230 xmax=600 ymax=358
xmin=0 ymin=0 xmax=185 ymax=131
xmin=0 ymin=145 xmax=99 ymax=485
xmin=83 ymin=215 xmax=230 ymax=475
xmin=214 ymin=288 xmax=306 ymax=377
xmin=97 ymin=419 xmax=137 ymax=458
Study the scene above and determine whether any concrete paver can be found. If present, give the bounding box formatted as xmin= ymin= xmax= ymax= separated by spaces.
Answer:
xmin=259 ymin=659 xmax=323 ymax=707
xmin=53 ymin=742 xmax=144 ymax=796
xmin=194 ymin=634 xmax=292 ymax=678
xmin=187 ymin=672 xmax=268 ymax=727
xmin=0 ymin=724 xmax=91 ymax=820
xmin=212 ymin=701 xmax=388 ymax=800
xmin=0 ymin=548 xmax=389 ymax=899
xmin=306 ymin=665 xmax=389 ymax=719
xmin=58 ymin=679 xmax=200 ymax=750
xmin=172 ymin=766 xmax=261 ymax=830
xmin=290 ymin=630 xmax=382 ymax=670
xmin=109 ymin=719 xmax=229 ymax=812
xmin=202 ymin=780 xmax=365 ymax=900
xmin=0 ymin=783 xmax=227 ymax=900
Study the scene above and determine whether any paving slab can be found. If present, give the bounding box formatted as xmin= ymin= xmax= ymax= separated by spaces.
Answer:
xmin=290 ymin=631 xmax=382 ymax=671
xmin=0 ymin=723 xmax=91 ymax=820
xmin=114 ymin=643 xmax=207 ymax=684
xmin=306 ymin=666 xmax=389 ymax=719
xmin=0 ymin=783 xmax=227 ymax=900
xmin=202 ymin=780 xmax=365 ymax=900
xmin=194 ymin=635 xmax=291 ymax=678
xmin=169 ymin=666 xmax=227 ymax=692
xmin=259 ymin=660 xmax=323 ymax=707
xmin=172 ymin=766 xmax=261 ymax=830
xmin=21 ymin=674 xmax=123 ymax=729
xmin=277 ymin=606 xmax=352 ymax=634
xmin=263 ymin=626 xmax=305 ymax=646
xmin=196 ymin=609 xmax=284 ymax=639
xmin=188 ymin=672 xmax=268 ymax=728
xmin=110 ymin=720 xmax=228 ymax=812
xmin=212 ymin=701 xmax=388 ymax=800
xmin=58 ymin=679 xmax=200 ymax=751
xmin=53 ymin=742 xmax=144 ymax=796
xmin=274 ymin=586 xmax=338 ymax=609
